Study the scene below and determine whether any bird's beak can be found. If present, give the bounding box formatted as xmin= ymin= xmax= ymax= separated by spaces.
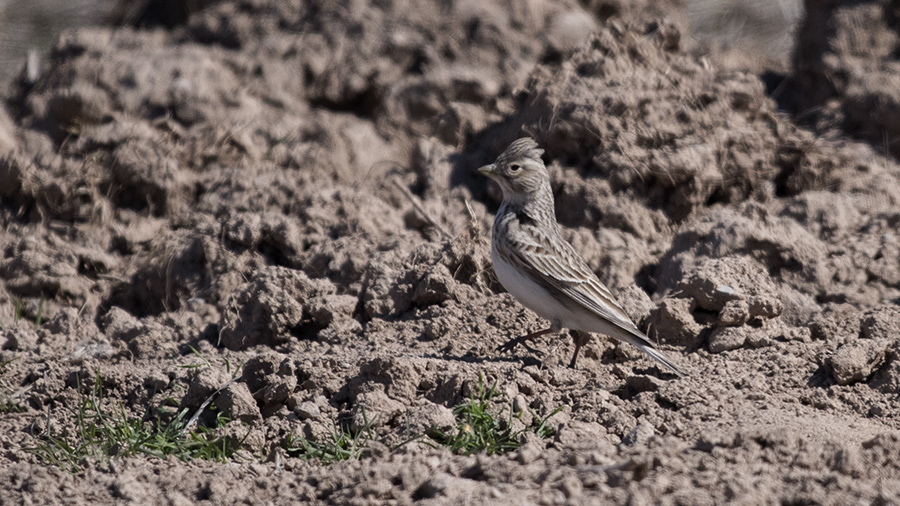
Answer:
xmin=478 ymin=164 xmax=496 ymax=178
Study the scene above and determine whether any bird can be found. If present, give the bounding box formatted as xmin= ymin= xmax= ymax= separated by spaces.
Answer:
xmin=478 ymin=137 xmax=685 ymax=376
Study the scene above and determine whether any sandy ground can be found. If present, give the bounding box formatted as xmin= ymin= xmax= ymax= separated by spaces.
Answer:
xmin=1 ymin=0 xmax=899 ymax=504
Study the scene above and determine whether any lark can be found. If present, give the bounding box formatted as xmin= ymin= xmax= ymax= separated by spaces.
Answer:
xmin=479 ymin=138 xmax=685 ymax=376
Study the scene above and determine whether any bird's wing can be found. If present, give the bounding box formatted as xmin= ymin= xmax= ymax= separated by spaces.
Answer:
xmin=497 ymin=219 xmax=654 ymax=345
xmin=496 ymin=215 xmax=686 ymax=376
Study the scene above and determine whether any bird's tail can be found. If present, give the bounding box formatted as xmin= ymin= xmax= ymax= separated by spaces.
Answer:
xmin=636 ymin=342 xmax=686 ymax=377
xmin=617 ymin=330 xmax=687 ymax=377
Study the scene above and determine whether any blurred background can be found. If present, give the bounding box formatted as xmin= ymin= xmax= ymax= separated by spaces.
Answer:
xmin=0 ymin=0 xmax=803 ymax=92
xmin=0 ymin=0 xmax=217 ymax=89
xmin=0 ymin=0 xmax=115 ymax=87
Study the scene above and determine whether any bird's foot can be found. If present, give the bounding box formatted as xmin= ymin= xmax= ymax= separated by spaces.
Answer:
xmin=567 ymin=330 xmax=591 ymax=369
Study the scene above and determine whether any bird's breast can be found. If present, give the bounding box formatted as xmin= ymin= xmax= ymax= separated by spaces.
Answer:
xmin=491 ymin=245 xmax=561 ymax=321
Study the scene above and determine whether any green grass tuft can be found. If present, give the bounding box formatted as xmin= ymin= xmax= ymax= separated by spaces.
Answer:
xmin=10 ymin=294 xmax=46 ymax=329
xmin=285 ymin=407 xmax=376 ymax=465
xmin=285 ymin=374 xmax=562 ymax=464
xmin=12 ymin=297 xmax=25 ymax=323
xmin=29 ymin=374 xmax=244 ymax=473
xmin=428 ymin=373 xmax=561 ymax=456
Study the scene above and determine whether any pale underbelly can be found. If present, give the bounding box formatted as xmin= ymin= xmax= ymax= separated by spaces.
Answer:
xmin=491 ymin=247 xmax=624 ymax=337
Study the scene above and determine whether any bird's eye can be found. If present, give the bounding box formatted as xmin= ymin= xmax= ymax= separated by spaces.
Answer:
xmin=509 ymin=164 xmax=522 ymax=172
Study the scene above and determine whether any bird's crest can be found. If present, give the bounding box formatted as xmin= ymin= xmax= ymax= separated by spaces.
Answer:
xmin=496 ymin=138 xmax=544 ymax=165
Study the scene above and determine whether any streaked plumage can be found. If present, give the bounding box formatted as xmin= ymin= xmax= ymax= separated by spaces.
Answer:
xmin=479 ymin=138 xmax=685 ymax=376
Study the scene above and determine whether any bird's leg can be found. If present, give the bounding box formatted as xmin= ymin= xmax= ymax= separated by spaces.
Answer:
xmin=568 ymin=330 xmax=591 ymax=369
xmin=497 ymin=319 xmax=562 ymax=355
xmin=496 ymin=327 xmax=552 ymax=354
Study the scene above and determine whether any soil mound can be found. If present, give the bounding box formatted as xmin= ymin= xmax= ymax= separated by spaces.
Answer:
xmin=1 ymin=0 xmax=899 ymax=504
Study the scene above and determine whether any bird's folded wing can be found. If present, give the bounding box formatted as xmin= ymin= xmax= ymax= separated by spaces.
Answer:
xmin=500 ymin=223 xmax=658 ymax=347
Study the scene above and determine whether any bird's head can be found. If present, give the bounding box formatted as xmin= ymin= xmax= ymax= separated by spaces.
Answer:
xmin=478 ymin=138 xmax=548 ymax=202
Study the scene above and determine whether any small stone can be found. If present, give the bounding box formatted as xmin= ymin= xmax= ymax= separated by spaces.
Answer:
xmin=718 ymin=299 xmax=750 ymax=327
xmin=673 ymin=256 xmax=779 ymax=312
xmin=181 ymin=368 xmax=229 ymax=408
xmin=512 ymin=394 xmax=534 ymax=426
xmin=101 ymin=307 xmax=143 ymax=342
xmin=215 ymin=382 xmax=261 ymax=423
xmin=748 ymin=295 xmax=783 ymax=319
xmin=143 ymin=370 xmax=170 ymax=391
xmin=708 ymin=327 xmax=747 ymax=353
xmin=242 ymin=354 xmax=295 ymax=393
xmin=512 ymin=395 xmax=528 ymax=414
xmin=830 ymin=339 xmax=889 ymax=385
xmin=423 ymin=317 xmax=452 ymax=341
xmin=645 ymin=297 xmax=703 ymax=346
xmin=746 ymin=332 xmax=772 ymax=349
xmin=316 ymin=318 xmax=362 ymax=342
xmin=295 ymin=401 xmax=321 ymax=420
xmin=350 ymin=390 xmax=404 ymax=432
xmin=621 ymin=422 xmax=655 ymax=447
xmin=412 ymin=265 xmax=456 ymax=306
xmin=254 ymin=375 xmax=297 ymax=407
xmin=716 ymin=285 xmax=735 ymax=296
xmin=307 ymin=294 xmax=358 ymax=327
